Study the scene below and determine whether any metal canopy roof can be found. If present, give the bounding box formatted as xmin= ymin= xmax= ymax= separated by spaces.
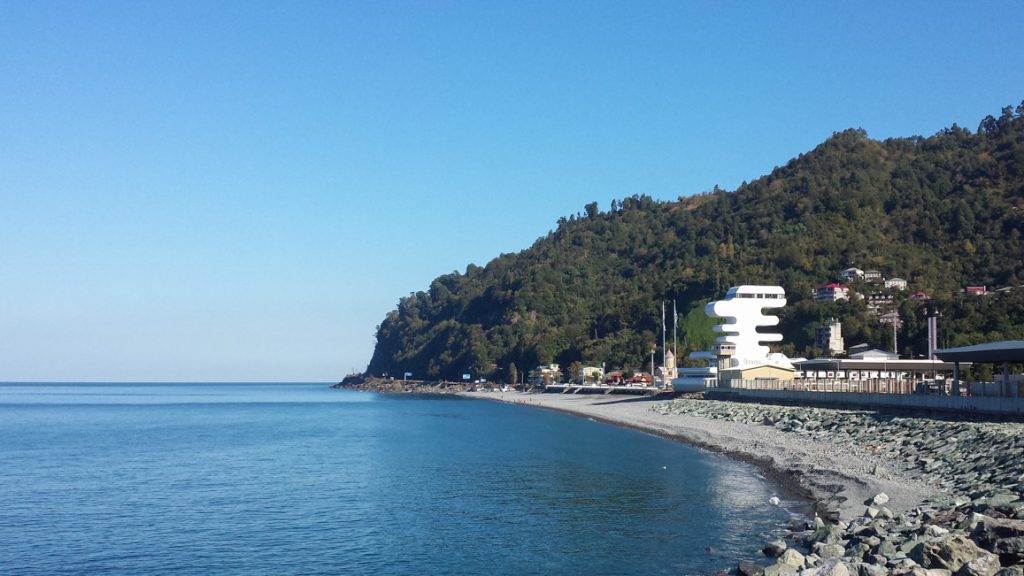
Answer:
xmin=933 ymin=341 xmax=1024 ymax=363
xmin=796 ymin=359 xmax=961 ymax=371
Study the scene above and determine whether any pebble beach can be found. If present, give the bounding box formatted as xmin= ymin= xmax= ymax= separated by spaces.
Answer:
xmin=462 ymin=391 xmax=1024 ymax=576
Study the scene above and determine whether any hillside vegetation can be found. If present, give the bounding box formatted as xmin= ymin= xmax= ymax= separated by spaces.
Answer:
xmin=367 ymin=104 xmax=1024 ymax=382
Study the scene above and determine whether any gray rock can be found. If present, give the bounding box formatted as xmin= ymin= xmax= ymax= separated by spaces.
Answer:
xmin=877 ymin=539 xmax=898 ymax=557
xmin=850 ymin=543 xmax=872 ymax=559
xmin=779 ymin=548 xmax=805 ymax=568
xmin=763 ymin=562 xmax=798 ymax=576
xmin=857 ymin=562 xmax=888 ymax=576
xmin=954 ymin=552 xmax=1000 ymax=576
xmin=813 ymin=542 xmax=846 ymax=559
xmin=762 ymin=539 xmax=787 ymax=558
xmin=971 ymin=516 xmax=1024 ymax=564
xmin=909 ymin=534 xmax=992 ymax=573
xmin=801 ymin=558 xmax=850 ymax=576
xmin=738 ymin=559 xmax=765 ymax=576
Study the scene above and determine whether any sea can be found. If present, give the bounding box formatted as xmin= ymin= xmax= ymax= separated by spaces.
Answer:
xmin=0 ymin=383 xmax=795 ymax=575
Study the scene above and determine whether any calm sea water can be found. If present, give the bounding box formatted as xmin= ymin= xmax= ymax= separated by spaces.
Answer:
xmin=0 ymin=383 xmax=793 ymax=575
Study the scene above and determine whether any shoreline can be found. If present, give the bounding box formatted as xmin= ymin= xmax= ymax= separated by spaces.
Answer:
xmin=337 ymin=385 xmax=1024 ymax=572
xmin=459 ymin=391 xmax=943 ymax=524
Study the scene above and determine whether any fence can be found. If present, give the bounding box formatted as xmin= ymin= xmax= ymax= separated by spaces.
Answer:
xmin=723 ymin=378 xmax=943 ymax=395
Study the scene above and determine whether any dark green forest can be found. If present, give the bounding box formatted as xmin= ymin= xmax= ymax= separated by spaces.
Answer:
xmin=367 ymin=104 xmax=1024 ymax=382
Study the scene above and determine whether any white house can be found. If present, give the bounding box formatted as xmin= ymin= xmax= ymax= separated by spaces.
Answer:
xmin=815 ymin=283 xmax=850 ymax=302
xmin=841 ymin=267 xmax=864 ymax=281
xmin=884 ymin=277 xmax=908 ymax=290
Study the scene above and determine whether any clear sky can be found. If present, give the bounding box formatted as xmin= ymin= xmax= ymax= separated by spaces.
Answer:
xmin=2 ymin=1 xmax=1022 ymax=382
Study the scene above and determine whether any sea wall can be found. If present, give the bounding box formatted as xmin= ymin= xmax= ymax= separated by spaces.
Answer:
xmin=708 ymin=388 xmax=1024 ymax=417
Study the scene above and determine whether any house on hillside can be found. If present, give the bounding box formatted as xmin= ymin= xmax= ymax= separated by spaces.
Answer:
xmin=965 ymin=286 xmax=987 ymax=296
xmin=884 ymin=277 xmax=908 ymax=291
xmin=815 ymin=318 xmax=845 ymax=355
xmin=910 ymin=291 xmax=931 ymax=301
xmin=841 ymin=267 xmax=864 ymax=281
xmin=879 ymin=311 xmax=902 ymax=327
xmin=864 ymin=270 xmax=883 ymax=282
xmin=866 ymin=292 xmax=894 ymax=313
xmin=815 ymin=283 xmax=850 ymax=302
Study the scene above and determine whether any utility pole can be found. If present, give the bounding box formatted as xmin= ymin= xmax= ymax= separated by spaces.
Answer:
xmin=893 ymin=318 xmax=898 ymax=356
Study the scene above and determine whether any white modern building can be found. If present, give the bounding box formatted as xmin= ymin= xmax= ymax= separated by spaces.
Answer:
xmin=673 ymin=285 xmax=795 ymax=392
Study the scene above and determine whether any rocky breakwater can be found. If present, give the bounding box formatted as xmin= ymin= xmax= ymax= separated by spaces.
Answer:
xmin=332 ymin=376 xmax=472 ymax=394
xmin=653 ymin=399 xmax=1024 ymax=576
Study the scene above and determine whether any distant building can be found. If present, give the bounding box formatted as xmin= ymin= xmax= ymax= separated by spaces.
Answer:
xmin=528 ymin=364 xmax=562 ymax=386
xmin=841 ymin=267 xmax=864 ymax=281
xmin=884 ymin=277 xmax=908 ymax=291
xmin=702 ymin=285 xmax=795 ymax=388
xmin=604 ymin=371 xmax=625 ymax=385
xmin=581 ymin=366 xmax=604 ymax=384
xmin=864 ymin=270 xmax=883 ymax=282
xmin=878 ymin=311 xmax=902 ymax=327
xmin=866 ymin=292 xmax=894 ymax=312
xmin=815 ymin=318 xmax=845 ymax=355
xmin=657 ymin=349 xmax=677 ymax=381
xmin=965 ymin=286 xmax=987 ymax=296
xmin=848 ymin=347 xmax=899 ymax=361
xmin=910 ymin=291 xmax=931 ymax=301
xmin=815 ymin=283 xmax=850 ymax=302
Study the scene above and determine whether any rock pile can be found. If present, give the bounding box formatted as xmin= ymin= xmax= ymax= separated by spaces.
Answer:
xmin=651 ymin=398 xmax=1024 ymax=575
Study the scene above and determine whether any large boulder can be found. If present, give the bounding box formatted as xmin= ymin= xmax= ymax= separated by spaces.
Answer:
xmin=909 ymin=534 xmax=998 ymax=573
xmin=779 ymin=548 xmax=805 ymax=568
xmin=813 ymin=542 xmax=847 ymax=559
xmin=955 ymin=552 xmax=1001 ymax=576
xmin=971 ymin=516 xmax=1024 ymax=565
xmin=762 ymin=539 xmax=788 ymax=558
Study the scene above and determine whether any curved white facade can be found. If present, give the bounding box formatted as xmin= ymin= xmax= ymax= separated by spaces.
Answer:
xmin=705 ymin=285 xmax=793 ymax=370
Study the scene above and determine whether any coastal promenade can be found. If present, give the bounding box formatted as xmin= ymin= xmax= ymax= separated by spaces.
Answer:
xmin=462 ymin=391 xmax=1024 ymax=575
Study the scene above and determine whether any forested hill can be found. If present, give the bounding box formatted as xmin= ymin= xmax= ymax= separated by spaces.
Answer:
xmin=367 ymin=103 xmax=1024 ymax=382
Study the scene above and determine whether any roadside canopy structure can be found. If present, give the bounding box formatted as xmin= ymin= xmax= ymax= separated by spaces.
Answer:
xmin=933 ymin=340 xmax=1024 ymax=397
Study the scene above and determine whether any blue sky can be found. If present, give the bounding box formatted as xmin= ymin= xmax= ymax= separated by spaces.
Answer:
xmin=2 ymin=1 xmax=1022 ymax=381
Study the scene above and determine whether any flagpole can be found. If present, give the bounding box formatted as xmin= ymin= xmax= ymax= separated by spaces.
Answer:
xmin=661 ymin=301 xmax=666 ymax=383
xmin=673 ymin=299 xmax=678 ymax=365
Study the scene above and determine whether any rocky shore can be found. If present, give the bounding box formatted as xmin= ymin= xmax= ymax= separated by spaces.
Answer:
xmin=653 ymin=398 xmax=1024 ymax=576
xmin=461 ymin=392 xmax=1024 ymax=576
xmin=332 ymin=376 xmax=473 ymax=393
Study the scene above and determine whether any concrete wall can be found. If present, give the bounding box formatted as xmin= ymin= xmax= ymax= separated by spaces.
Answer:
xmin=708 ymin=388 xmax=1024 ymax=416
